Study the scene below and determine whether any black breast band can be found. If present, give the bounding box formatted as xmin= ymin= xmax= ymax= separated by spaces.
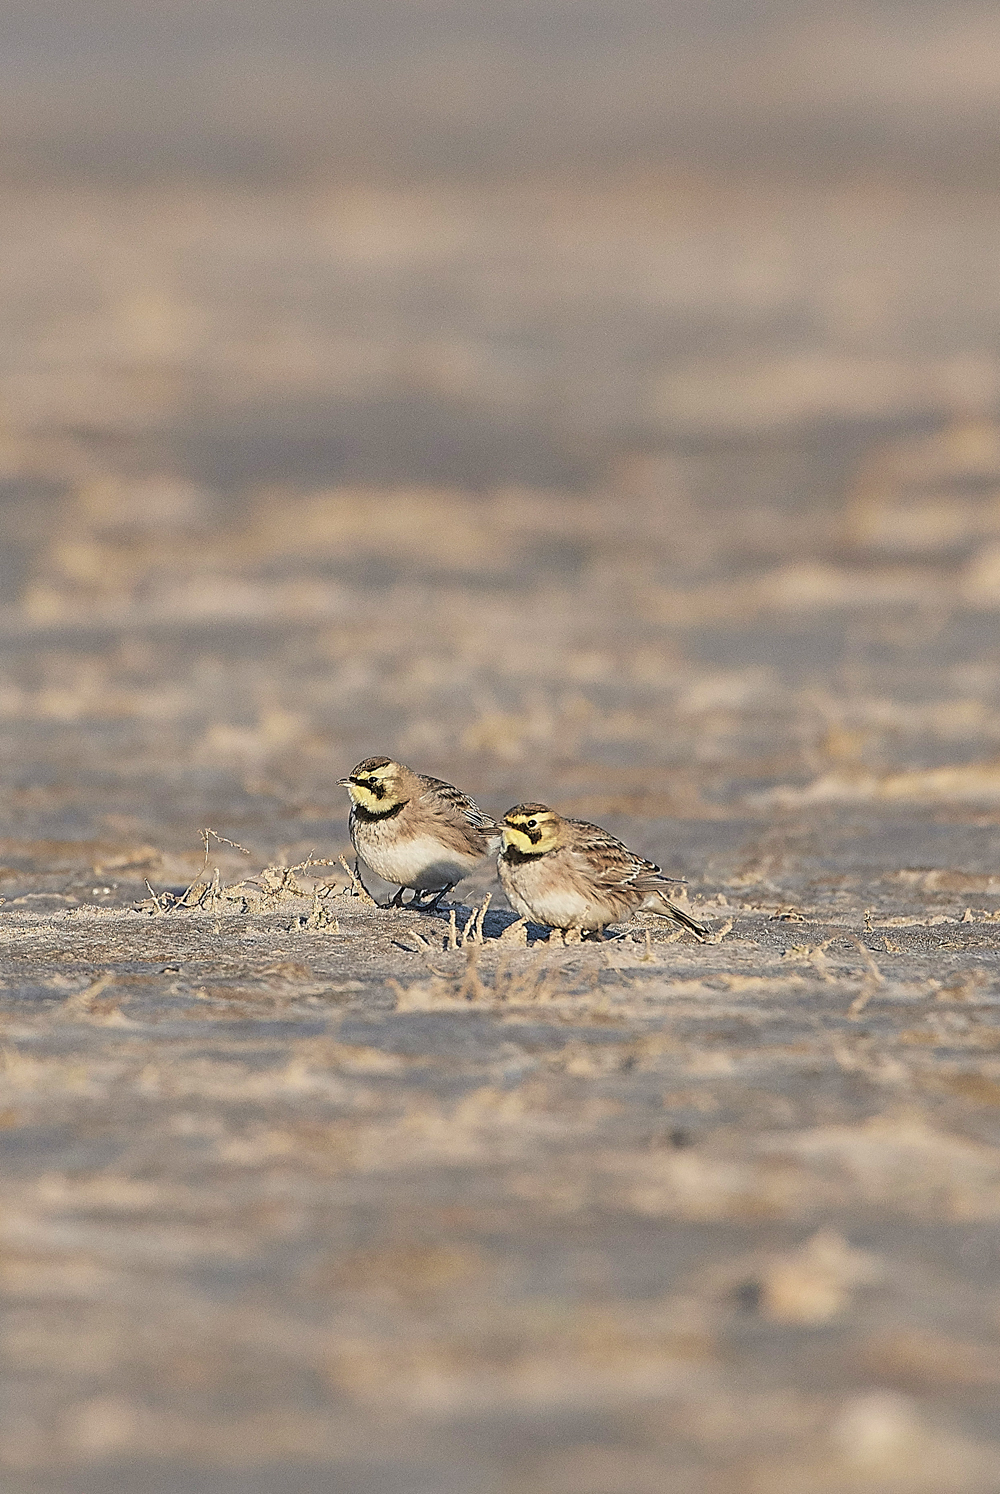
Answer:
xmin=501 ymin=844 xmax=544 ymax=866
xmin=353 ymin=801 xmax=406 ymax=823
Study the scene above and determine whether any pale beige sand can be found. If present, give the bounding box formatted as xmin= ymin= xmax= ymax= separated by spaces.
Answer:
xmin=4 ymin=98 xmax=1000 ymax=1494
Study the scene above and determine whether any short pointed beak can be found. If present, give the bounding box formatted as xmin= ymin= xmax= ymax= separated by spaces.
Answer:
xmin=337 ymin=776 xmax=353 ymax=787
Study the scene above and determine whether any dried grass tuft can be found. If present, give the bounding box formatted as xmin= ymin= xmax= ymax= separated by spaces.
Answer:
xmin=391 ymin=942 xmax=577 ymax=1011
xmin=135 ymin=828 xmax=346 ymax=921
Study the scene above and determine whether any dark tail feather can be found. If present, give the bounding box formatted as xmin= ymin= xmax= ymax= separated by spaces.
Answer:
xmin=651 ymin=895 xmax=710 ymax=941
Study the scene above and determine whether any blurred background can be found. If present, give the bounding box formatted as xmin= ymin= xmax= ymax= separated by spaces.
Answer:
xmin=5 ymin=0 xmax=1000 ymax=853
xmin=8 ymin=5 xmax=1000 ymax=1492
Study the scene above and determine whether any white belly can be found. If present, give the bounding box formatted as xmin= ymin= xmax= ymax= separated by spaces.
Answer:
xmin=501 ymin=861 xmax=616 ymax=930
xmin=356 ymin=829 xmax=483 ymax=890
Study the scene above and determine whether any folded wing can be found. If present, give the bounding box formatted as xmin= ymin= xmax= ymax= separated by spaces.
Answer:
xmin=419 ymin=775 xmax=500 ymax=833
xmin=567 ymin=818 xmax=708 ymax=938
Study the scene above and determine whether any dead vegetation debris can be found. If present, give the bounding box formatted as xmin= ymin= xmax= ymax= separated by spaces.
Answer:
xmin=136 ymin=828 xmax=347 ymax=922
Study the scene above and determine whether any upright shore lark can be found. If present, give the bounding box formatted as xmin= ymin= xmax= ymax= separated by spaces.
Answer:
xmin=338 ymin=757 xmax=500 ymax=908
xmin=498 ymin=803 xmax=709 ymax=938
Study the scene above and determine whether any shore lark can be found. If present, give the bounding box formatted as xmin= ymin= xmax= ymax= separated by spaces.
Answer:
xmin=338 ymin=757 xmax=500 ymax=908
xmin=498 ymin=803 xmax=709 ymax=938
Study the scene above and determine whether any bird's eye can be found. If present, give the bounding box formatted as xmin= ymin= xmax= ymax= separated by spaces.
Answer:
xmin=527 ymin=819 xmax=537 ymax=828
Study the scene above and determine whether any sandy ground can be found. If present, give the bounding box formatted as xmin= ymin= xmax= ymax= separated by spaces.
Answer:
xmin=4 ymin=168 xmax=1000 ymax=1491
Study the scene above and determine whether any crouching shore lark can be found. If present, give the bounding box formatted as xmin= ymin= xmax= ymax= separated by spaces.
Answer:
xmin=498 ymin=803 xmax=709 ymax=939
xmin=338 ymin=757 xmax=500 ymax=908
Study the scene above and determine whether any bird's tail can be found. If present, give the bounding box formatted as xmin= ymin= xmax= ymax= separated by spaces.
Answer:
xmin=650 ymin=894 xmax=710 ymax=941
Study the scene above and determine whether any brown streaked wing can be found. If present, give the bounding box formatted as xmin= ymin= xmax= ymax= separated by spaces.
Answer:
xmin=418 ymin=775 xmax=500 ymax=832
xmin=566 ymin=819 xmax=705 ymax=936
xmin=566 ymin=819 xmax=680 ymax=892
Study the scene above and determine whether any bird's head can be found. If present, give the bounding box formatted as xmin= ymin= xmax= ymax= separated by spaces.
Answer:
xmin=338 ymin=757 xmax=411 ymax=812
xmin=501 ymin=803 xmax=563 ymax=856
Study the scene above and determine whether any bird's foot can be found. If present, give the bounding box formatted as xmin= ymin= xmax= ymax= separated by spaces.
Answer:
xmin=404 ymin=886 xmax=452 ymax=912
